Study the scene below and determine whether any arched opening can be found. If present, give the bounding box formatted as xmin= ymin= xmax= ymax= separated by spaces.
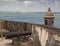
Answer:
xmin=45 ymin=20 xmax=47 ymax=25
xmin=52 ymin=21 xmax=54 ymax=24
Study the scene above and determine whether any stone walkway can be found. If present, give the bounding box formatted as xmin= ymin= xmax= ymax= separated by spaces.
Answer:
xmin=0 ymin=37 xmax=38 ymax=46
xmin=0 ymin=38 xmax=12 ymax=46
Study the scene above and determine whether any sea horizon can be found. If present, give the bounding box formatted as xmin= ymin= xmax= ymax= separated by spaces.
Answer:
xmin=0 ymin=12 xmax=60 ymax=28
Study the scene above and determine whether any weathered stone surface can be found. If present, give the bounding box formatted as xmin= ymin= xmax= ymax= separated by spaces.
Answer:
xmin=12 ymin=37 xmax=38 ymax=46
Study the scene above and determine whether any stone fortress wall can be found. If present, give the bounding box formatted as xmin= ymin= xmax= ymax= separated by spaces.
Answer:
xmin=0 ymin=8 xmax=60 ymax=46
xmin=0 ymin=20 xmax=60 ymax=46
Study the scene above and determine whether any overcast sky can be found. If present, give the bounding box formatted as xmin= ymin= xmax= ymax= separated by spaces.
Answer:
xmin=0 ymin=0 xmax=60 ymax=12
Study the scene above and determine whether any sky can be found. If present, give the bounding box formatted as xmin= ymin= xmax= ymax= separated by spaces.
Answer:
xmin=0 ymin=0 xmax=60 ymax=12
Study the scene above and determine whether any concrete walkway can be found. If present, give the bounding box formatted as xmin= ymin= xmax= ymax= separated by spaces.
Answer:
xmin=0 ymin=38 xmax=12 ymax=46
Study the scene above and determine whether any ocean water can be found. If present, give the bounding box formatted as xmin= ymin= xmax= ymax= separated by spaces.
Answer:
xmin=0 ymin=12 xmax=60 ymax=28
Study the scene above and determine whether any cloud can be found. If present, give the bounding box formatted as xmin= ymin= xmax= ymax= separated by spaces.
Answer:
xmin=3 ymin=6 xmax=9 ymax=8
xmin=54 ymin=1 xmax=60 ymax=6
xmin=3 ymin=0 xmax=16 ymax=2
xmin=41 ymin=0 xmax=46 ymax=2
xmin=0 ymin=0 xmax=60 ymax=12
xmin=55 ymin=1 xmax=58 ymax=4
xmin=0 ymin=0 xmax=41 ymax=12
xmin=23 ymin=0 xmax=32 ymax=6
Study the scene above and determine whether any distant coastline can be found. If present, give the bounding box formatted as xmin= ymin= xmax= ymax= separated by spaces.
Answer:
xmin=0 ymin=11 xmax=60 ymax=14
